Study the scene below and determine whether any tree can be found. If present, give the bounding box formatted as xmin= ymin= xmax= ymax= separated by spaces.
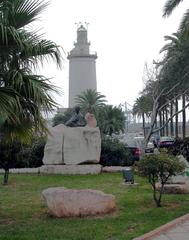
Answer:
xmin=135 ymin=59 xmax=189 ymax=150
xmin=160 ymin=31 xmax=189 ymax=138
xmin=75 ymin=89 xmax=107 ymax=114
xmin=142 ymin=79 xmax=189 ymax=148
xmin=0 ymin=0 xmax=62 ymax=184
xmin=97 ymin=105 xmax=125 ymax=136
xmin=137 ymin=151 xmax=185 ymax=207
xmin=133 ymin=95 xmax=152 ymax=136
xmin=163 ymin=0 xmax=188 ymax=31
xmin=0 ymin=0 xmax=62 ymax=141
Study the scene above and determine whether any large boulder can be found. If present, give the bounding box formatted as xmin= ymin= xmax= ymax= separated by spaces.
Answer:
xmin=42 ymin=187 xmax=116 ymax=217
xmin=156 ymin=182 xmax=189 ymax=194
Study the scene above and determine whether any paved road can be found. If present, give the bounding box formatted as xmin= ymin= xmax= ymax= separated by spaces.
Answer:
xmin=133 ymin=213 xmax=189 ymax=240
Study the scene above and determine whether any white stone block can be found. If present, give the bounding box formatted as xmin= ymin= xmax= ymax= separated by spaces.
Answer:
xmin=40 ymin=164 xmax=102 ymax=175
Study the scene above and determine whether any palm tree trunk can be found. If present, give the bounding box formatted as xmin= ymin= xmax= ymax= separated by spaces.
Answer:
xmin=165 ymin=107 xmax=169 ymax=136
xmin=142 ymin=113 xmax=146 ymax=137
xmin=175 ymin=99 xmax=178 ymax=138
xmin=159 ymin=112 xmax=163 ymax=137
xmin=170 ymin=102 xmax=174 ymax=136
xmin=182 ymin=94 xmax=186 ymax=139
xmin=162 ymin=109 xmax=165 ymax=136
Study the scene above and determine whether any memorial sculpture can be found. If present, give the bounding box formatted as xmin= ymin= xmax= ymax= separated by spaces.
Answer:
xmin=65 ymin=106 xmax=86 ymax=127
xmin=43 ymin=107 xmax=101 ymax=165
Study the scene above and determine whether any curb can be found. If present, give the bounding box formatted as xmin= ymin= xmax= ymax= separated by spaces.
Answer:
xmin=133 ymin=213 xmax=189 ymax=240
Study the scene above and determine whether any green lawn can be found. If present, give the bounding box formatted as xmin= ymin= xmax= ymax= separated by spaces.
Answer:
xmin=0 ymin=173 xmax=189 ymax=240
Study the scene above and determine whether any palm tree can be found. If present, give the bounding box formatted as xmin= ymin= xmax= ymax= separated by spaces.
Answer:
xmin=0 ymin=0 xmax=62 ymax=141
xmin=163 ymin=0 xmax=188 ymax=31
xmin=133 ymin=95 xmax=152 ymax=137
xmin=75 ymin=89 xmax=107 ymax=114
xmin=160 ymin=31 xmax=189 ymax=138
xmin=0 ymin=0 xmax=62 ymax=184
xmin=97 ymin=105 xmax=125 ymax=136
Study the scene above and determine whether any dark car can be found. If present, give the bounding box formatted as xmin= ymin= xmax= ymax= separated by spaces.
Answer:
xmin=125 ymin=139 xmax=141 ymax=162
xmin=158 ymin=136 xmax=175 ymax=148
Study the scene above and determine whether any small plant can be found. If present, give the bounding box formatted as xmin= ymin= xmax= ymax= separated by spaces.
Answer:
xmin=137 ymin=151 xmax=185 ymax=207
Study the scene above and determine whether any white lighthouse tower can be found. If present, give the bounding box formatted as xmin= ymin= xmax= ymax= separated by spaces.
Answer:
xmin=67 ymin=23 xmax=97 ymax=108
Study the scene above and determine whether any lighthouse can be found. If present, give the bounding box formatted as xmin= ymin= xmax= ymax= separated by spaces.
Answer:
xmin=67 ymin=23 xmax=97 ymax=108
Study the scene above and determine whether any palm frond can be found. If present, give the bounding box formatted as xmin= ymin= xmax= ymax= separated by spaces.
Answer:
xmin=0 ymin=87 xmax=21 ymax=122
xmin=8 ymin=0 xmax=49 ymax=29
xmin=179 ymin=9 xmax=189 ymax=32
xmin=163 ymin=0 xmax=184 ymax=17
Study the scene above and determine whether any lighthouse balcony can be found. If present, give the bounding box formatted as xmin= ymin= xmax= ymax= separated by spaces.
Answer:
xmin=67 ymin=51 xmax=97 ymax=59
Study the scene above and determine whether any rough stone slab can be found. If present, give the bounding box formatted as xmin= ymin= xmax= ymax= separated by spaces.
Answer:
xmin=43 ymin=124 xmax=101 ymax=165
xmin=167 ymin=175 xmax=189 ymax=185
xmin=102 ymin=166 xmax=131 ymax=172
xmin=42 ymin=187 xmax=116 ymax=217
xmin=43 ymin=124 xmax=65 ymax=165
xmin=63 ymin=126 xmax=101 ymax=164
xmin=40 ymin=164 xmax=102 ymax=175
xmin=178 ymin=155 xmax=189 ymax=168
xmin=156 ymin=182 xmax=189 ymax=194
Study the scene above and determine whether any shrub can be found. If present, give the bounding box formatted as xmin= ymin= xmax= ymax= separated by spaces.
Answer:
xmin=14 ymin=137 xmax=46 ymax=168
xmin=29 ymin=137 xmax=46 ymax=167
xmin=100 ymin=136 xmax=133 ymax=166
xmin=0 ymin=139 xmax=22 ymax=184
xmin=168 ymin=137 xmax=189 ymax=162
xmin=137 ymin=150 xmax=185 ymax=207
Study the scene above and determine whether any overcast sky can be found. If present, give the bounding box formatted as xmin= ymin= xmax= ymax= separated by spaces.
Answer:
xmin=36 ymin=0 xmax=188 ymax=109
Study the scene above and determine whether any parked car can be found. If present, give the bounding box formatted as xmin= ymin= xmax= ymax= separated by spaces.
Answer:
xmin=158 ymin=136 xmax=175 ymax=148
xmin=134 ymin=136 xmax=155 ymax=153
xmin=145 ymin=141 xmax=155 ymax=153
xmin=125 ymin=139 xmax=141 ymax=162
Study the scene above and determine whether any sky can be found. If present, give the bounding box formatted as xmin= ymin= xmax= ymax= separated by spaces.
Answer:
xmin=35 ymin=0 xmax=189 ymax=110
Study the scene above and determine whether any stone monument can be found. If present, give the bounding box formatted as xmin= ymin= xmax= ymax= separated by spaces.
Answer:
xmin=40 ymin=109 xmax=101 ymax=174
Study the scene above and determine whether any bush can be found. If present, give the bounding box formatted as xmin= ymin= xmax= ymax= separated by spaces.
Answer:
xmin=100 ymin=136 xmax=133 ymax=166
xmin=14 ymin=137 xmax=46 ymax=168
xmin=137 ymin=150 xmax=185 ymax=207
xmin=168 ymin=137 xmax=189 ymax=162
xmin=0 ymin=139 xmax=22 ymax=184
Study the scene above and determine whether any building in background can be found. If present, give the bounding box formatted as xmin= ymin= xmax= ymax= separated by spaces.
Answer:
xmin=67 ymin=23 xmax=97 ymax=108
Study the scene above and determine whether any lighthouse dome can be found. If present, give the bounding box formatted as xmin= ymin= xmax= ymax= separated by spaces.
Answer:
xmin=77 ymin=24 xmax=87 ymax=32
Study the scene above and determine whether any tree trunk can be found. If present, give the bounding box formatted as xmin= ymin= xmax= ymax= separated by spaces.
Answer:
xmin=175 ymin=99 xmax=178 ymax=138
xmin=182 ymin=94 xmax=186 ymax=139
xmin=3 ymin=169 xmax=9 ymax=185
xmin=165 ymin=107 xmax=169 ymax=136
xmin=142 ymin=112 xmax=146 ymax=137
xmin=159 ymin=112 xmax=163 ymax=137
xmin=170 ymin=102 xmax=174 ymax=136
xmin=162 ymin=109 xmax=165 ymax=136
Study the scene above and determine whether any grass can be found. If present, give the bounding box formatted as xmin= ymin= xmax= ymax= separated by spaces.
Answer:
xmin=0 ymin=172 xmax=189 ymax=240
